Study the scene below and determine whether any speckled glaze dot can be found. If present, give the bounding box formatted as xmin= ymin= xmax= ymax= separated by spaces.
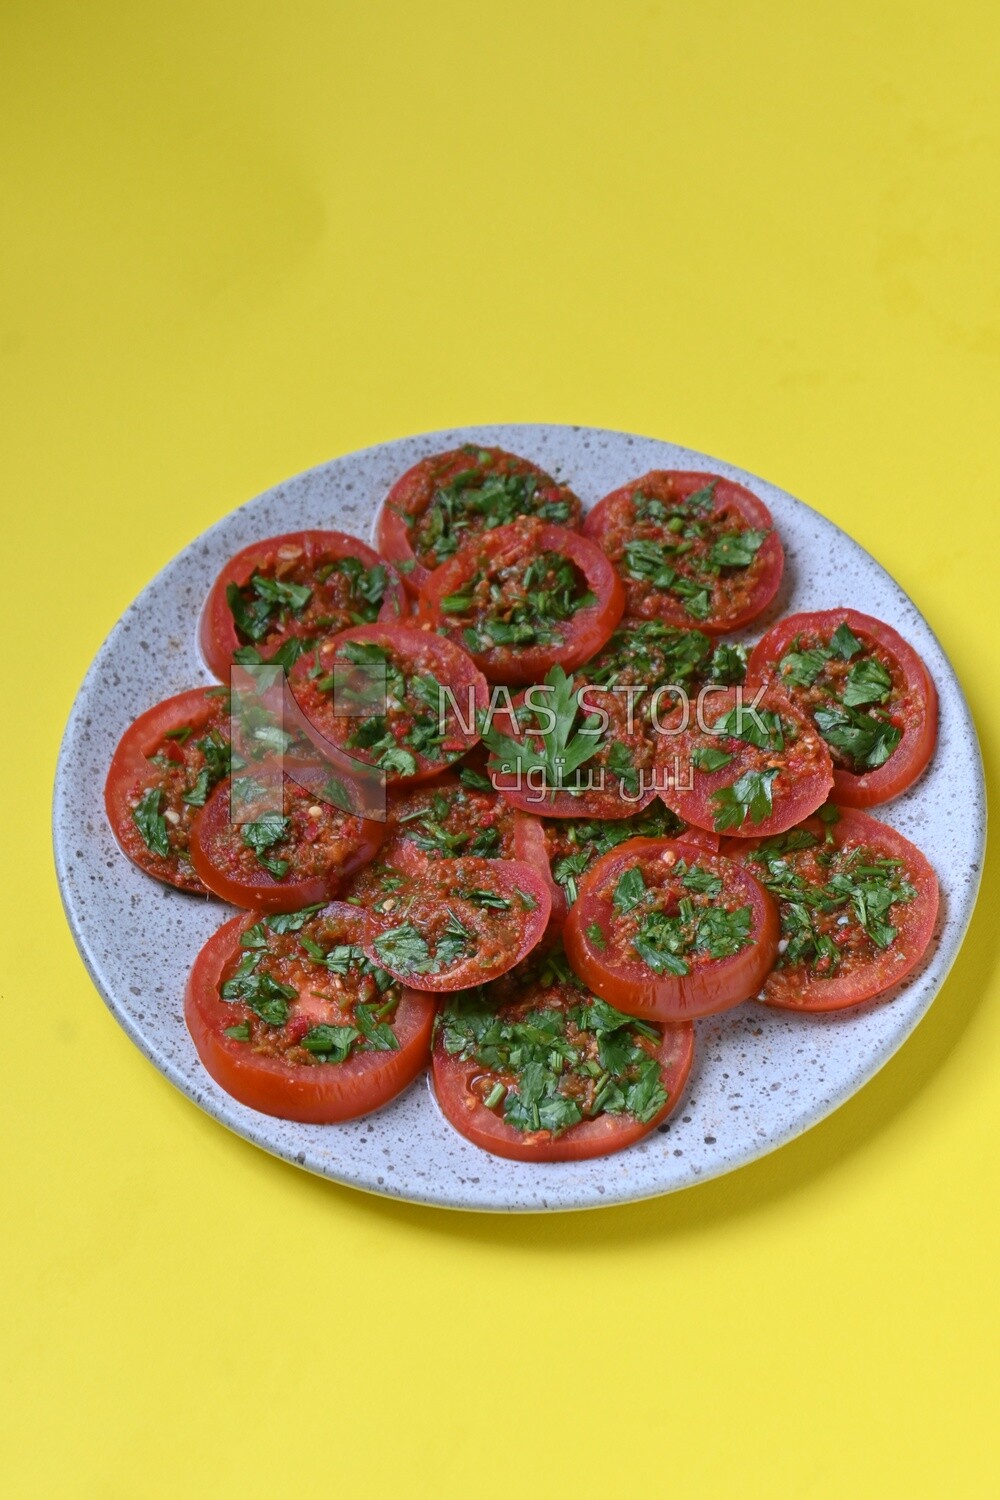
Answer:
xmin=53 ymin=425 xmax=986 ymax=1212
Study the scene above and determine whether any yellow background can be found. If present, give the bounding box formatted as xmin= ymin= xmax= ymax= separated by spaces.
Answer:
xmin=3 ymin=2 xmax=998 ymax=1494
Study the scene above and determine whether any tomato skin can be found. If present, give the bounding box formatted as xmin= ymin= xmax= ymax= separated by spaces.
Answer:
xmin=105 ymin=687 xmax=226 ymax=894
xmin=199 ymin=530 xmax=407 ymax=680
xmin=658 ymin=684 xmax=834 ymax=838
xmin=184 ymin=912 xmax=434 ymax=1123
xmin=359 ymin=857 xmax=552 ymax=991
xmin=747 ymin=609 xmax=938 ymax=807
xmin=375 ymin=446 xmax=583 ymax=597
xmin=725 ymin=808 xmax=939 ymax=1012
xmin=564 ymin=838 xmax=780 ymax=1022
xmin=287 ymin=623 xmax=490 ymax=788
xmin=432 ymin=1013 xmax=693 ymax=1162
xmin=417 ymin=519 xmax=625 ymax=685
xmin=511 ymin=812 xmax=564 ymax=928
xmin=189 ymin=765 xmax=385 ymax=912
xmin=583 ymin=470 xmax=784 ymax=634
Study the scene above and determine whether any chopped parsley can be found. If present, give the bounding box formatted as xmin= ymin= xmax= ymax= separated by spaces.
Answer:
xmin=619 ymin=480 xmax=769 ymax=621
xmin=606 ymin=857 xmax=753 ymax=976
xmin=549 ymin=804 xmax=684 ymax=905
xmin=227 ymin=573 xmax=312 ymax=643
xmin=221 ymin=914 xmax=400 ymax=1062
xmin=452 ymin=551 xmax=595 ymax=653
xmin=414 ymin=461 xmax=573 ymax=563
xmin=778 ymin=622 xmax=902 ymax=771
xmin=436 ymin=988 xmax=668 ymax=1135
xmin=746 ymin=831 xmax=917 ymax=972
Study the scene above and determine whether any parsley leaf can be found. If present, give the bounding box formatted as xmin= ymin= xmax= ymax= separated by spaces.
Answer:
xmin=830 ymin=622 xmax=864 ymax=659
xmin=480 ymin=666 xmax=603 ymax=797
xmin=711 ymin=767 xmax=779 ymax=831
xmin=132 ymin=787 xmax=170 ymax=857
xmin=709 ymin=528 xmax=767 ymax=569
xmin=613 ymin=865 xmax=648 ymax=913
xmin=691 ymin=745 xmax=734 ymax=772
xmin=842 ymin=656 xmax=893 ymax=707
xmin=372 ymin=923 xmax=433 ymax=974
xmin=814 ymin=705 xmax=901 ymax=769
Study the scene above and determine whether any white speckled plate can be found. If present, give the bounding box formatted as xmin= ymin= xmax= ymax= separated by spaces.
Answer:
xmin=53 ymin=425 xmax=986 ymax=1211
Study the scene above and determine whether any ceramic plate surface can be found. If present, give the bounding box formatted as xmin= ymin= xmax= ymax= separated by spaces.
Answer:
xmin=53 ymin=425 xmax=986 ymax=1211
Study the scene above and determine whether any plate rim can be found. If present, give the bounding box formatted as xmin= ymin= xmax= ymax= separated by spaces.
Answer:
xmin=52 ymin=421 xmax=988 ymax=1213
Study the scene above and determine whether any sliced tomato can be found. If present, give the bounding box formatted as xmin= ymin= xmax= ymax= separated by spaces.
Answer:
xmin=483 ymin=669 xmax=658 ymax=820
xmin=375 ymin=445 xmax=582 ymax=596
xmin=357 ymin=856 xmax=551 ymax=991
xmin=746 ymin=609 xmax=938 ymax=807
xmin=189 ymin=762 xmax=384 ymax=912
xmin=726 ymin=807 xmax=939 ymax=1011
xmin=432 ymin=952 xmax=693 ymax=1162
xmin=583 ymin=470 xmax=784 ymax=634
xmin=287 ymin=623 xmax=489 ymax=788
xmin=184 ymin=904 xmax=434 ymax=1123
xmin=374 ymin=773 xmax=543 ymax=875
xmin=585 ymin=618 xmax=748 ymax=706
xmin=417 ymin=518 xmax=624 ymax=684
xmin=564 ymin=837 xmax=779 ymax=1021
xmin=105 ymin=686 xmax=234 ymax=894
xmin=199 ymin=530 xmax=407 ymax=680
xmin=658 ymin=683 xmax=834 ymax=837
xmin=541 ymin=803 xmax=718 ymax=931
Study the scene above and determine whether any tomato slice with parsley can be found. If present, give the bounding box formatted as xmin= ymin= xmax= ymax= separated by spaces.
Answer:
xmin=746 ymin=609 xmax=938 ymax=807
xmin=376 ymin=444 xmax=583 ymax=597
xmin=185 ymin=903 xmax=434 ymax=1122
xmin=586 ymin=618 xmax=748 ymax=707
xmin=583 ymin=470 xmax=784 ymax=633
xmin=432 ymin=948 xmax=694 ymax=1162
xmin=726 ymin=807 xmax=938 ymax=1011
xmin=417 ymin=518 xmax=624 ymax=685
xmin=200 ymin=530 xmax=407 ymax=679
xmin=482 ymin=666 xmax=658 ymax=819
xmin=189 ymin=763 xmax=385 ymax=912
xmin=287 ymin=624 xmax=489 ymax=786
xmin=376 ymin=772 xmax=542 ymax=872
xmin=542 ymin=804 xmax=719 ymax=931
xmin=564 ymin=838 xmax=779 ymax=1022
xmin=357 ymin=856 xmax=551 ymax=991
xmin=105 ymin=686 xmax=235 ymax=894
xmin=658 ymin=684 xmax=834 ymax=837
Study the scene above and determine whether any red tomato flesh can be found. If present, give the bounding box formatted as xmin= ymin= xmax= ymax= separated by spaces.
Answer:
xmin=657 ymin=684 xmax=834 ymax=838
xmin=583 ymin=470 xmax=784 ymax=634
xmin=541 ymin=802 xmax=711 ymax=931
xmin=564 ymin=838 xmax=779 ymax=1021
xmin=189 ymin=763 xmax=384 ymax=912
xmin=418 ymin=518 xmax=624 ymax=686
xmin=375 ymin=445 xmax=582 ymax=597
xmin=185 ymin=904 xmax=434 ymax=1122
xmin=357 ymin=856 xmax=551 ymax=991
xmin=726 ymin=807 xmax=939 ymax=1011
xmin=374 ymin=773 xmax=539 ymax=873
xmin=200 ymin=530 xmax=407 ymax=680
xmin=104 ymin=686 xmax=233 ymax=894
xmin=746 ymin=609 xmax=937 ymax=807
xmin=287 ymin=624 xmax=489 ymax=787
xmin=432 ymin=958 xmax=694 ymax=1161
